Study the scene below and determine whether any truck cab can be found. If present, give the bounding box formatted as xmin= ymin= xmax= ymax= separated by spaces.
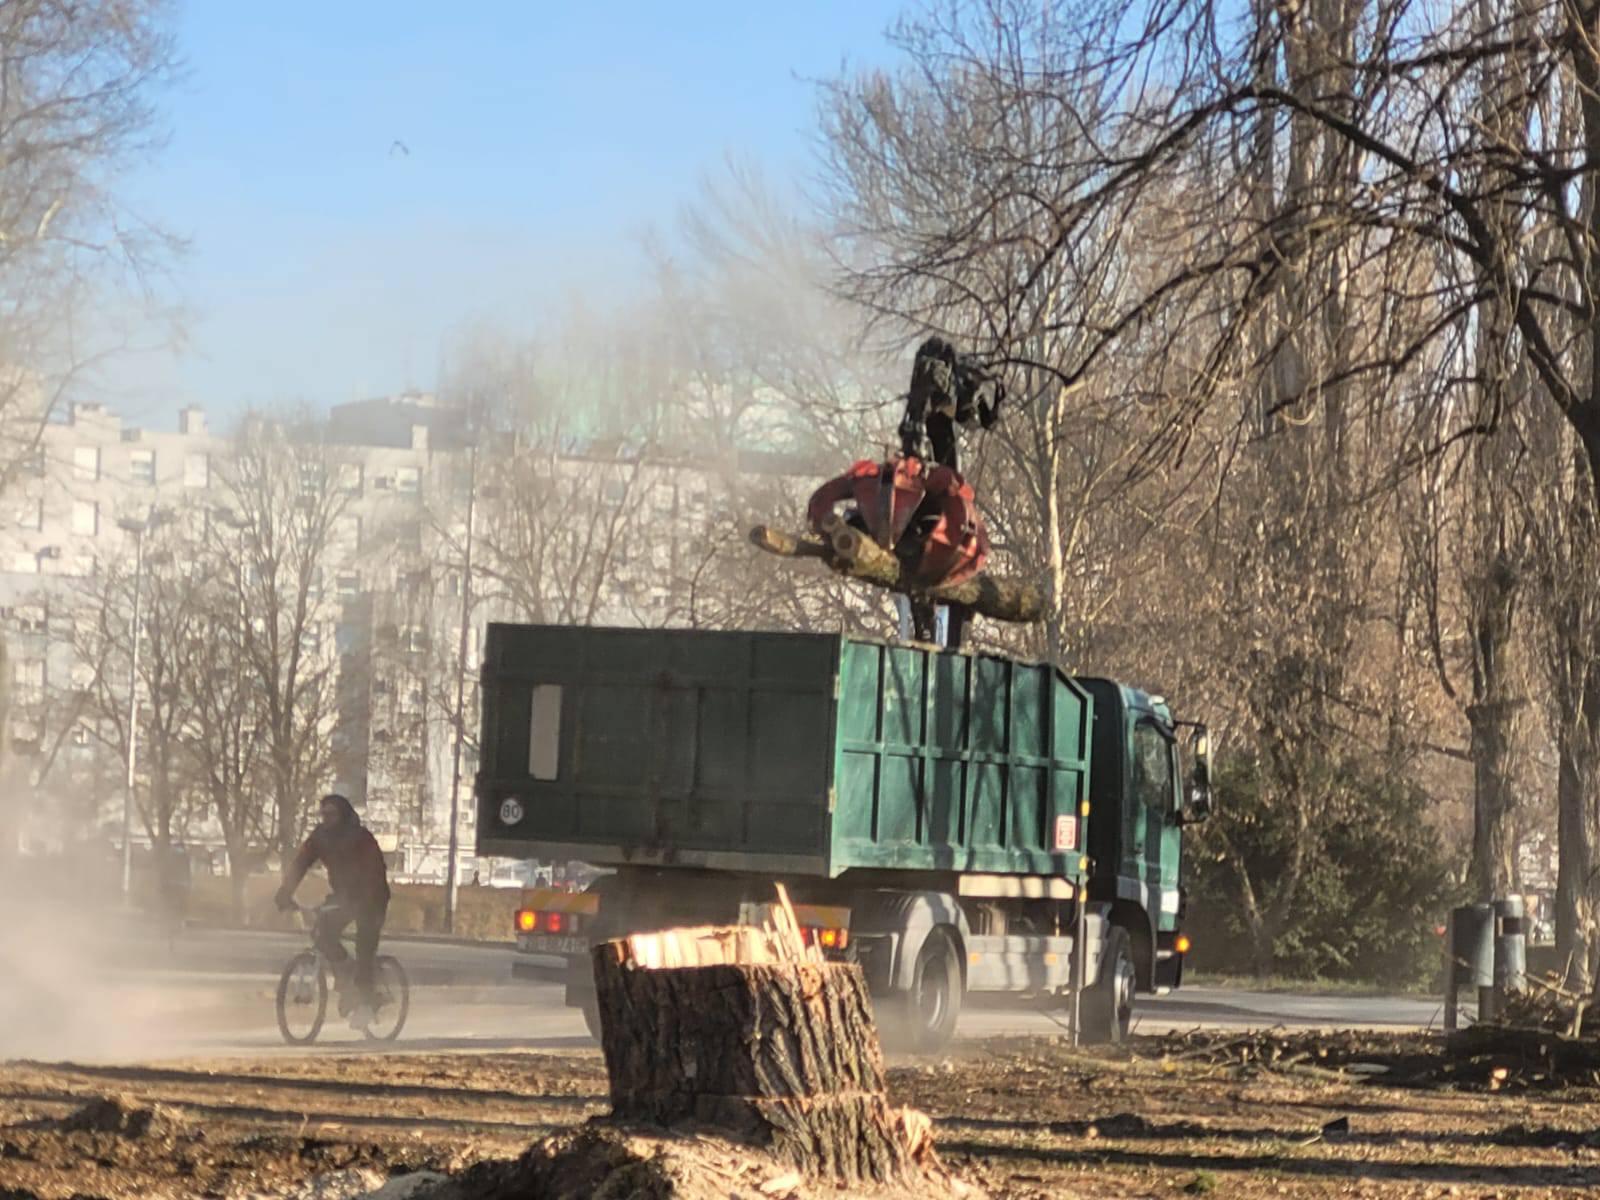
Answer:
xmin=1079 ymin=680 xmax=1208 ymax=995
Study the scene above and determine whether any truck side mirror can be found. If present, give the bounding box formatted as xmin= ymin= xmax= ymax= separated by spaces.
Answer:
xmin=1184 ymin=727 xmax=1212 ymax=824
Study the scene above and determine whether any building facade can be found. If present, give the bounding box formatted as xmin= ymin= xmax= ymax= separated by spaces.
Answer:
xmin=0 ymin=392 xmax=826 ymax=880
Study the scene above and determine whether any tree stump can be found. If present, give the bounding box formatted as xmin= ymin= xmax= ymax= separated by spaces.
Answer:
xmin=591 ymin=915 xmax=943 ymax=1187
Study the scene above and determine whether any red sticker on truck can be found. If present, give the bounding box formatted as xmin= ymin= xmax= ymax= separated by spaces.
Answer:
xmin=1054 ymin=815 xmax=1078 ymax=851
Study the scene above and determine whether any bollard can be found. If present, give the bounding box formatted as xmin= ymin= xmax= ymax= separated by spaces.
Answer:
xmin=1493 ymin=896 xmax=1526 ymax=1011
xmin=1444 ymin=903 xmax=1494 ymax=1031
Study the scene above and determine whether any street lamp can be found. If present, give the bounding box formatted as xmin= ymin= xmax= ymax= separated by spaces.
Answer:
xmin=443 ymin=438 xmax=479 ymax=934
xmin=116 ymin=507 xmax=170 ymax=901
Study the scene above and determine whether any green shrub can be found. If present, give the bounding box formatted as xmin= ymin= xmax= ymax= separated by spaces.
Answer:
xmin=1184 ymin=751 xmax=1458 ymax=987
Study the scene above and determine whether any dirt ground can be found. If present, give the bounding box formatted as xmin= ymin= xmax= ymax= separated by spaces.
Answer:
xmin=3 ymin=1031 xmax=1600 ymax=1199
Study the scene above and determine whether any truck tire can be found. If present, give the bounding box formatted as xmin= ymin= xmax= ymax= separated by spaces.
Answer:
xmin=1082 ymin=925 xmax=1135 ymax=1044
xmin=883 ymin=928 xmax=963 ymax=1053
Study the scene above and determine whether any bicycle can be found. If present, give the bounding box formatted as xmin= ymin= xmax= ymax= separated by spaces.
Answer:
xmin=275 ymin=903 xmax=410 ymax=1044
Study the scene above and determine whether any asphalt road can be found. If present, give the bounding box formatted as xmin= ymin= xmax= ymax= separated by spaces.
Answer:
xmin=0 ymin=924 xmax=1443 ymax=1063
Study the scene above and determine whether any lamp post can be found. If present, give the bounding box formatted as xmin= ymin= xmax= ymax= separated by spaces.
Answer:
xmin=208 ymin=506 xmax=249 ymax=877
xmin=115 ymin=510 xmax=165 ymax=900
xmin=443 ymin=439 xmax=478 ymax=934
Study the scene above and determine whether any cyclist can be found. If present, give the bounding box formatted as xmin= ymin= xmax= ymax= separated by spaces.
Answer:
xmin=275 ymin=793 xmax=392 ymax=1030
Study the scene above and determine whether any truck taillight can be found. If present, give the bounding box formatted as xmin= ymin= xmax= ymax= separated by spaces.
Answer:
xmin=1175 ymin=934 xmax=1191 ymax=954
xmin=804 ymin=926 xmax=848 ymax=950
xmin=519 ymin=909 xmax=580 ymax=934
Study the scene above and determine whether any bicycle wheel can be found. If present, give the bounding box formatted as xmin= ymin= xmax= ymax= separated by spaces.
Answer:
xmin=276 ymin=951 xmax=327 ymax=1044
xmin=364 ymin=955 xmax=409 ymax=1042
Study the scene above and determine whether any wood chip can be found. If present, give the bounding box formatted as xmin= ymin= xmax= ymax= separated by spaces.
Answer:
xmin=759 ymin=1169 xmax=802 ymax=1194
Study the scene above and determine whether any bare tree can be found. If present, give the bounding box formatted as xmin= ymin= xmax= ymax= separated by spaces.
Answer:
xmin=64 ymin=523 xmax=208 ymax=860
xmin=186 ymin=520 xmax=272 ymax=921
xmin=0 ymin=0 xmax=177 ymax=857
xmin=816 ymin=0 xmax=1600 ymax=975
xmin=217 ymin=416 xmax=349 ymax=857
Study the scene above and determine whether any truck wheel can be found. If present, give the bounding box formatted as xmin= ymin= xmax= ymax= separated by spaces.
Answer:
xmin=1081 ymin=925 xmax=1135 ymax=1044
xmin=884 ymin=928 xmax=963 ymax=1053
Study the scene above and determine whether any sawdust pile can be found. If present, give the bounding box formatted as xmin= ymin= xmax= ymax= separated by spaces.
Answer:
xmin=414 ymin=1120 xmax=977 ymax=1200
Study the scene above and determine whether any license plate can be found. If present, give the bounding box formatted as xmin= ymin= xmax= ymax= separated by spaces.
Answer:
xmin=521 ymin=934 xmax=587 ymax=956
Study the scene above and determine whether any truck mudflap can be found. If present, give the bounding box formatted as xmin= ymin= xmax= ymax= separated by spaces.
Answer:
xmin=1153 ymin=929 xmax=1189 ymax=991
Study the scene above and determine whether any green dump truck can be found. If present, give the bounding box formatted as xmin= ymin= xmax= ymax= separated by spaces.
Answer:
xmin=476 ymin=624 xmax=1210 ymax=1048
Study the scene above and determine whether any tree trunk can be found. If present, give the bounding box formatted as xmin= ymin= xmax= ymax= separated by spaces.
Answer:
xmin=750 ymin=519 xmax=1044 ymax=624
xmin=1555 ymin=723 xmax=1592 ymax=991
xmin=1468 ymin=699 xmax=1519 ymax=902
xmin=591 ymin=926 xmax=941 ymax=1187
xmin=223 ymin=825 xmax=249 ymax=925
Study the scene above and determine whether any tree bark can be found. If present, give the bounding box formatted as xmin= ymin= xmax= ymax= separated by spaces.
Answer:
xmin=591 ymin=933 xmax=940 ymax=1187
xmin=749 ymin=518 xmax=1044 ymax=625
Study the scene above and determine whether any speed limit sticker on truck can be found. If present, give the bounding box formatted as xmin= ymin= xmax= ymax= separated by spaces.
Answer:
xmin=1053 ymin=815 xmax=1078 ymax=851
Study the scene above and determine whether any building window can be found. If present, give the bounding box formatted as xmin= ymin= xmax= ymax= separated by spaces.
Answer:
xmin=70 ymin=724 xmax=91 ymax=747
xmin=336 ymin=572 xmax=361 ymax=597
xmin=336 ymin=513 xmax=362 ymax=549
xmin=12 ymin=659 xmax=44 ymax=702
xmin=339 ymin=462 xmax=363 ymax=494
xmin=395 ymin=466 xmax=421 ymax=493
xmin=299 ymin=459 xmax=324 ymax=493
xmin=15 ymin=498 xmax=42 ymax=531
xmin=73 ymin=446 xmax=100 ymax=482
xmin=184 ymin=453 xmax=209 ymax=488
xmin=13 ymin=605 xmax=47 ymax=635
xmin=404 ymin=626 xmax=428 ymax=652
xmin=71 ymin=500 xmax=98 ymax=536
xmin=130 ymin=448 xmax=156 ymax=486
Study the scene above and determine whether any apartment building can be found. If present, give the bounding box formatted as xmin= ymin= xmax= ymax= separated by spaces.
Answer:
xmin=0 ymin=391 xmax=827 ymax=875
xmin=0 ymin=396 xmax=463 ymax=867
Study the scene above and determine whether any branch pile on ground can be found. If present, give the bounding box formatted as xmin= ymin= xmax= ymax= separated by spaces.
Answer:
xmin=1143 ymin=1029 xmax=1436 ymax=1078
xmin=1441 ymin=984 xmax=1600 ymax=1089
xmin=1493 ymin=983 xmax=1594 ymax=1034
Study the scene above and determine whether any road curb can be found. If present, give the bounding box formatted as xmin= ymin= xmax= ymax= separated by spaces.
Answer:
xmin=183 ymin=921 xmax=513 ymax=951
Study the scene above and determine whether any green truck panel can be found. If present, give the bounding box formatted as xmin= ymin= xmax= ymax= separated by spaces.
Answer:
xmin=476 ymin=625 xmax=1092 ymax=879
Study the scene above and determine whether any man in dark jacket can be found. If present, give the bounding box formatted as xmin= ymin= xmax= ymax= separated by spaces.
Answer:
xmin=275 ymin=793 xmax=391 ymax=1026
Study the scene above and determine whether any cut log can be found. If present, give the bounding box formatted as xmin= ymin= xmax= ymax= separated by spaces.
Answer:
xmin=749 ymin=517 xmax=1044 ymax=625
xmin=591 ymin=919 xmax=949 ymax=1188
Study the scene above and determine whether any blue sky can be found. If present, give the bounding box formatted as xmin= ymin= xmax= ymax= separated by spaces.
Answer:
xmin=107 ymin=1 xmax=907 ymax=425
